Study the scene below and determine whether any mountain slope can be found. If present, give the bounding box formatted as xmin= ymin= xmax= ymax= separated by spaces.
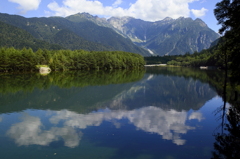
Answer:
xmin=52 ymin=29 xmax=114 ymax=51
xmin=66 ymin=13 xmax=127 ymax=38
xmin=108 ymin=16 xmax=220 ymax=56
xmin=108 ymin=16 xmax=153 ymax=43
xmin=0 ymin=12 xmax=219 ymax=56
xmin=0 ymin=13 xmax=150 ymax=56
xmin=0 ymin=21 xmax=63 ymax=51
xmin=60 ymin=20 xmax=149 ymax=55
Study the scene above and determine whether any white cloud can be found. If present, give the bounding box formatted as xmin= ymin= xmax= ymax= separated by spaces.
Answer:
xmin=112 ymin=0 xmax=123 ymax=8
xmin=47 ymin=0 xmax=108 ymax=17
xmin=191 ymin=7 xmax=208 ymax=17
xmin=200 ymin=0 xmax=207 ymax=3
xmin=47 ymin=0 xmax=199 ymax=21
xmin=127 ymin=0 xmax=196 ymax=21
xmin=8 ymin=0 xmax=41 ymax=13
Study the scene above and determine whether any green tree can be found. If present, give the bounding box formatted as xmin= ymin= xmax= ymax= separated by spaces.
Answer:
xmin=0 ymin=47 xmax=9 ymax=71
xmin=214 ymin=0 xmax=240 ymax=78
xmin=214 ymin=0 xmax=240 ymax=35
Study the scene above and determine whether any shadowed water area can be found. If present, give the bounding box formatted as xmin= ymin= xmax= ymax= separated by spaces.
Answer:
xmin=0 ymin=67 xmax=239 ymax=159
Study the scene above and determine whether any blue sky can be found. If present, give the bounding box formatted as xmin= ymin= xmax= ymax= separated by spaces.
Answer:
xmin=0 ymin=0 xmax=221 ymax=32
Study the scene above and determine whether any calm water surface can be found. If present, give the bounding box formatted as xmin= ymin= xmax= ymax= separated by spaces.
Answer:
xmin=0 ymin=68 xmax=231 ymax=159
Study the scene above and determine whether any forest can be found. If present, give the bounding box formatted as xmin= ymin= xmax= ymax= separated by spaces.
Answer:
xmin=0 ymin=47 xmax=145 ymax=72
xmin=166 ymin=48 xmax=221 ymax=68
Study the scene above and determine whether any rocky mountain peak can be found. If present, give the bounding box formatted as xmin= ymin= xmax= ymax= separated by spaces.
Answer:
xmin=107 ymin=16 xmax=133 ymax=32
xmin=194 ymin=18 xmax=207 ymax=27
xmin=106 ymin=15 xmax=219 ymax=55
xmin=163 ymin=17 xmax=173 ymax=21
xmin=78 ymin=12 xmax=92 ymax=16
xmin=108 ymin=16 xmax=134 ymax=24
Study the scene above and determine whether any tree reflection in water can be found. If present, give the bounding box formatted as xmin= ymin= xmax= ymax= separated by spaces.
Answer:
xmin=212 ymin=105 xmax=240 ymax=159
xmin=212 ymin=70 xmax=240 ymax=158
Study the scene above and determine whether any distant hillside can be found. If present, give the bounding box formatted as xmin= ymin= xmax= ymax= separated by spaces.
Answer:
xmin=0 ymin=13 xmax=150 ymax=56
xmin=0 ymin=21 xmax=62 ymax=51
xmin=52 ymin=29 xmax=114 ymax=51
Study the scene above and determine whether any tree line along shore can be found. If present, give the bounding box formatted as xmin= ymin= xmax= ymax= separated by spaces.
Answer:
xmin=0 ymin=47 xmax=145 ymax=72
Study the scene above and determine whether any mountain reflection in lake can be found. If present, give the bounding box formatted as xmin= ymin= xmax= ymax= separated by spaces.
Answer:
xmin=0 ymin=68 xmax=227 ymax=159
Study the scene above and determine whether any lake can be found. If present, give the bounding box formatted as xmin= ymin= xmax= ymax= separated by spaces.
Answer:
xmin=0 ymin=67 xmax=238 ymax=159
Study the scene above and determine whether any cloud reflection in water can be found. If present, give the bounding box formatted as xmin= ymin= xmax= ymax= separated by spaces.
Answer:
xmin=7 ymin=106 xmax=204 ymax=147
xmin=50 ymin=106 xmax=202 ymax=145
xmin=189 ymin=112 xmax=205 ymax=121
xmin=7 ymin=113 xmax=81 ymax=148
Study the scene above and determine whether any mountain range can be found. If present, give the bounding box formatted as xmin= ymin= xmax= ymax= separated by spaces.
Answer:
xmin=0 ymin=12 xmax=220 ymax=56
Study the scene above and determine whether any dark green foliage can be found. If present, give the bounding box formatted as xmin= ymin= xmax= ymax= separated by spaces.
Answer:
xmin=0 ymin=21 xmax=63 ymax=51
xmin=52 ymin=29 xmax=114 ymax=51
xmin=166 ymin=49 xmax=216 ymax=67
xmin=0 ymin=47 xmax=145 ymax=72
xmin=214 ymin=0 xmax=240 ymax=79
xmin=145 ymin=50 xmax=214 ymax=67
xmin=144 ymin=55 xmax=179 ymax=64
